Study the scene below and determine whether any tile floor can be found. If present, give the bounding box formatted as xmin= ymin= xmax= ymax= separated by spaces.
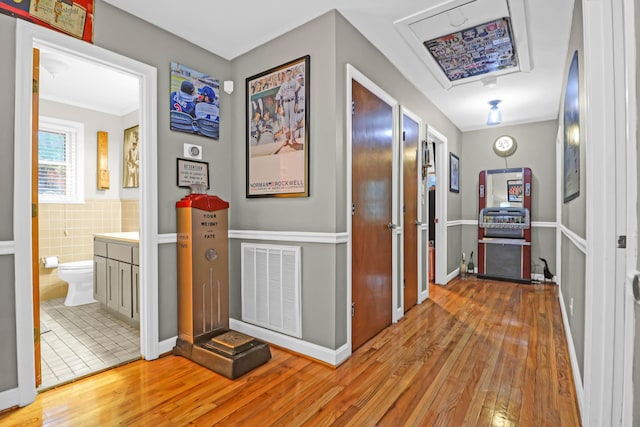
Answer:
xmin=39 ymin=298 xmax=140 ymax=390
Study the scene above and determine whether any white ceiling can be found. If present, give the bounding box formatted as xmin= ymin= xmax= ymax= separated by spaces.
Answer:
xmin=40 ymin=0 xmax=574 ymax=131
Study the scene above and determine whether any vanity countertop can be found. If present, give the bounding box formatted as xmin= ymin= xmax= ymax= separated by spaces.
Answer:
xmin=94 ymin=232 xmax=139 ymax=244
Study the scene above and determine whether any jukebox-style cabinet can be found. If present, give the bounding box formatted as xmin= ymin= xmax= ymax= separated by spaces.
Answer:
xmin=477 ymin=167 xmax=532 ymax=283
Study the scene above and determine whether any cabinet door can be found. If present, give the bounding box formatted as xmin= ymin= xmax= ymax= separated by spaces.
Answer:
xmin=118 ymin=262 xmax=132 ymax=318
xmin=132 ymin=265 xmax=140 ymax=322
xmin=94 ymin=256 xmax=107 ymax=304
xmin=106 ymin=258 xmax=119 ymax=311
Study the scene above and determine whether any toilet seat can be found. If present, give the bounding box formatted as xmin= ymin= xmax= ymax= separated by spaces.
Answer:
xmin=58 ymin=260 xmax=93 ymax=271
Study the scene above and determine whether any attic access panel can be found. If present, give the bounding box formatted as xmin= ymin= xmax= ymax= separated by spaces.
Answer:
xmin=423 ymin=17 xmax=517 ymax=82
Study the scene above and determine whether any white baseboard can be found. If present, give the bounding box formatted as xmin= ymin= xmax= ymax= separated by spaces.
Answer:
xmin=0 ymin=387 xmax=19 ymax=412
xmin=157 ymin=336 xmax=177 ymax=356
xmin=558 ymin=289 xmax=585 ymax=421
xmin=230 ymin=318 xmax=350 ymax=367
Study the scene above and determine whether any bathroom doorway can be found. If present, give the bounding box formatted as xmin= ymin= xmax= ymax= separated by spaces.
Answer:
xmin=427 ymin=125 xmax=448 ymax=285
xmin=35 ymin=45 xmax=142 ymax=390
xmin=14 ymin=21 xmax=159 ymax=402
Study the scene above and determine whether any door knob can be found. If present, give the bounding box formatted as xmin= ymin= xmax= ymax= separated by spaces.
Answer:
xmin=387 ymin=223 xmax=399 ymax=230
xmin=633 ymin=272 xmax=640 ymax=302
xmin=415 ymin=220 xmax=425 ymax=226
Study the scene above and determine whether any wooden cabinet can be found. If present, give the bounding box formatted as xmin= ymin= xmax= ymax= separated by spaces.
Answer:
xmin=94 ymin=255 xmax=107 ymax=304
xmin=94 ymin=236 xmax=139 ymax=327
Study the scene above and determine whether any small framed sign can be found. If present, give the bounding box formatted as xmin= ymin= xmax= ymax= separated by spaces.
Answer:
xmin=176 ymin=158 xmax=209 ymax=189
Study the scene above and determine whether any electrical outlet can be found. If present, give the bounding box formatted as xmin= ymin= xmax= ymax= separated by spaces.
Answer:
xmin=569 ymin=297 xmax=574 ymax=317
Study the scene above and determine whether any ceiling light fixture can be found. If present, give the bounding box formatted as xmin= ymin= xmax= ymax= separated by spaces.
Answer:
xmin=487 ymin=100 xmax=502 ymax=126
xmin=40 ymin=53 xmax=70 ymax=78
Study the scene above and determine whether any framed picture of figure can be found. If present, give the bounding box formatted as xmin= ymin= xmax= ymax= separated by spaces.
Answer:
xmin=246 ymin=55 xmax=310 ymax=198
xmin=122 ymin=125 xmax=139 ymax=188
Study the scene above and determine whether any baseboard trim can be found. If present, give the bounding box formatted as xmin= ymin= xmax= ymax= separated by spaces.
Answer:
xmin=157 ymin=336 xmax=177 ymax=356
xmin=230 ymin=319 xmax=350 ymax=367
xmin=0 ymin=387 xmax=19 ymax=412
xmin=558 ymin=289 xmax=585 ymax=420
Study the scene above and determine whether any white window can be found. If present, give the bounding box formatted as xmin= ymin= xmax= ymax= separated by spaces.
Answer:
xmin=38 ymin=117 xmax=84 ymax=204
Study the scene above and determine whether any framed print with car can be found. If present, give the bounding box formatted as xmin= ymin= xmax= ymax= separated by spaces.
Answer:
xmin=246 ymin=55 xmax=310 ymax=197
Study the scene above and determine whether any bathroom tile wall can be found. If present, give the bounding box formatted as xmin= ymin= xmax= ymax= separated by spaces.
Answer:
xmin=38 ymin=199 xmax=139 ymax=300
xmin=121 ymin=199 xmax=139 ymax=232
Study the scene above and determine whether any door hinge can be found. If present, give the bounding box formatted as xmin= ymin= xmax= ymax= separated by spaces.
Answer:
xmin=351 ymin=202 xmax=356 ymax=216
xmin=32 ymin=203 xmax=37 ymax=218
xmin=351 ymin=101 xmax=355 ymax=115
xmin=32 ymin=78 xmax=38 ymax=95
xmin=351 ymin=302 xmax=355 ymax=317
xmin=402 ymin=131 xmax=406 ymax=141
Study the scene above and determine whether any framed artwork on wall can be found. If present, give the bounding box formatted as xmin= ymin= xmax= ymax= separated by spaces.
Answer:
xmin=563 ymin=50 xmax=580 ymax=203
xmin=449 ymin=152 xmax=459 ymax=193
xmin=246 ymin=55 xmax=310 ymax=198
xmin=176 ymin=158 xmax=209 ymax=189
xmin=507 ymin=179 xmax=523 ymax=202
xmin=122 ymin=125 xmax=139 ymax=188
xmin=170 ymin=62 xmax=220 ymax=139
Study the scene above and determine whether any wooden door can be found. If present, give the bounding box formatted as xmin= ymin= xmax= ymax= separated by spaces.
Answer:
xmin=32 ymin=48 xmax=41 ymax=387
xmin=351 ymin=80 xmax=393 ymax=350
xmin=402 ymin=114 xmax=419 ymax=311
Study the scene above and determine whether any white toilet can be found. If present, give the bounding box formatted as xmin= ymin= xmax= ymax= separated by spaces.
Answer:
xmin=57 ymin=260 xmax=96 ymax=307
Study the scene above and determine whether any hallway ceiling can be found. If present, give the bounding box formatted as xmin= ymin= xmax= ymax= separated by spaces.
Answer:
xmin=45 ymin=0 xmax=574 ymax=131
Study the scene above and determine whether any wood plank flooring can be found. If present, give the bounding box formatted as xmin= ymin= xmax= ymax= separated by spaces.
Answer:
xmin=0 ymin=277 xmax=582 ymax=426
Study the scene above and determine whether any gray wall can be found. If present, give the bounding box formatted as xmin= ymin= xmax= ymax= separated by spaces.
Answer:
xmin=461 ymin=120 xmax=559 ymax=274
xmin=90 ymin=1 xmax=234 ymax=342
xmin=334 ymin=12 xmax=463 ymax=280
xmin=0 ymin=13 xmax=18 ymax=393
xmin=0 ymin=0 xmax=234 ymax=387
xmin=559 ymin=0 xmax=586 ymax=381
xmin=0 ymin=2 xmax=470 ymax=393
xmin=227 ymin=11 xmax=462 ymax=349
xmin=228 ymin=12 xmax=342 ymax=349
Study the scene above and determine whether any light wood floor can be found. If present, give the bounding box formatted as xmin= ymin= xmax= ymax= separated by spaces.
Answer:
xmin=0 ymin=277 xmax=581 ymax=426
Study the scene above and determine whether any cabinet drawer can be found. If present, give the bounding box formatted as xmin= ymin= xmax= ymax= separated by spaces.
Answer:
xmin=107 ymin=243 xmax=132 ymax=263
xmin=133 ymin=246 xmax=139 ymax=265
xmin=94 ymin=240 xmax=107 ymax=257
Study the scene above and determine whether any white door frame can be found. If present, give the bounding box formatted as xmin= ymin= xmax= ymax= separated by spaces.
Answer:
xmin=426 ymin=125 xmax=448 ymax=285
xmin=400 ymin=107 xmax=427 ymax=306
xmin=14 ymin=20 xmax=158 ymax=407
xmin=621 ymin=0 xmax=638 ymax=423
xmin=345 ymin=64 xmax=400 ymax=350
xmin=582 ymin=0 xmax=630 ymax=424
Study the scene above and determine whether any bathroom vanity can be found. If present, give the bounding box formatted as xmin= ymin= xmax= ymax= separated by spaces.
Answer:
xmin=94 ymin=232 xmax=139 ymax=327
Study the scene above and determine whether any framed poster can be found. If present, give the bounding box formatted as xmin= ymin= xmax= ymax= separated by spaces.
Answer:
xmin=170 ymin=62 xmax=220 ymax=139
xmin=176 ymin=158 xmax=209 ymax=189
xmin=563 ymin=51 xmax=580 ymax=203
xmin=449 ymin=153 xmax=459 ymax=193
xmin=0 ymin=0 xmax=94 ymax=42
xmin=246 ymin=55 xmax=310 ymax=198
xmin=122 ymin=125 xmax=139 ymax=188
xmin=507 ymin=179 xmax=523 ymax=202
